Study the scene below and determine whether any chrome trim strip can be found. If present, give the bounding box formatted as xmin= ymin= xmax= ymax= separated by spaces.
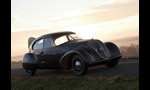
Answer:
xmin=87 ymin=42 xmax=105 ymax=59
xmin=95 ymin=40 xmax=110 ymax=59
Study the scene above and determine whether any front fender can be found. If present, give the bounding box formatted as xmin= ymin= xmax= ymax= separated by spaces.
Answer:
xmin=59 ymin=48 xmax=96 ymax=69
xmin=104 ymin=42 xmax=121 ymax=57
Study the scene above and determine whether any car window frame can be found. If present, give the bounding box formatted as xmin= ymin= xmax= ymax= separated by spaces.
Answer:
xmin=32 ymin=38 xmax=44 ymax=50
xmin=43 ymin=37 xmax=55 ymax=49
xmin=67 ymin=34 xmax=81 ymax=41
xmin=54 ymin=35 xmax=69 ymax=46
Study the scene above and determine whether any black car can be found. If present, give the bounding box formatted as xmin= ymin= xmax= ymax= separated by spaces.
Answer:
xmin=22 ymin=31 xmax=121 ymax=76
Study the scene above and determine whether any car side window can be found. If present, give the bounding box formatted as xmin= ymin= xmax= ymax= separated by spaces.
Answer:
xmin=33 ymin=39 xmax=43 ymax=50
xmin=44 ymin=38 xmax=54 ymax=48
xmin=55 ymin=35 xmax=68 ymax=46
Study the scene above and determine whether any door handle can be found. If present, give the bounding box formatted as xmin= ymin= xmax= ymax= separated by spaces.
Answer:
xmin=40 ymin=51 xmax=44 ymax=55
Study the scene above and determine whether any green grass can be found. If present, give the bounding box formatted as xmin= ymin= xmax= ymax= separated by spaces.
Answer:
xmin=11 ymin=75 xmax=139 ymax=90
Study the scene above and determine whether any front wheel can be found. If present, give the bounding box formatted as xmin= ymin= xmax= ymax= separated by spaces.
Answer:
xmin=26 ymin=69 xmax=36 ymax=76
xmin=72 ymin=55 xmax=88 ymax=76
xmin=105 ymin=59 xmax=119 ymax=68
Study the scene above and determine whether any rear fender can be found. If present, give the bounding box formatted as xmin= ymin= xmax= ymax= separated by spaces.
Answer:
xmin=22 ymin=53 xmax=38 ymax=64
xmin=59 ymin=48 xmax=95 ymax=69
xmin=22 ymin=53 xmax=38 ymax=69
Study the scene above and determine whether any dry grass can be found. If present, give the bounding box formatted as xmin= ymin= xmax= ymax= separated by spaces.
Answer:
xmin=11 ymin=75 xmax=139 ymax=90
xmin=11 ymin=61 xmax=22 ymax=69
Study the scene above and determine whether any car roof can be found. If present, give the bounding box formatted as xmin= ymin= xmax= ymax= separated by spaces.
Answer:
xmin=37 ymin=31 xmax=76 ymax=40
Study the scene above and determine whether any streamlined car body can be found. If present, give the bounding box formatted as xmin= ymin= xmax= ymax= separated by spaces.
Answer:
xmin=22 ymin=31 xmax=121 ymax=76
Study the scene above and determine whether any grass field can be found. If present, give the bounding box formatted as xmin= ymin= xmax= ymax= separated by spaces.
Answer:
xmin=11 ymin=75 xmax=139 ymax=90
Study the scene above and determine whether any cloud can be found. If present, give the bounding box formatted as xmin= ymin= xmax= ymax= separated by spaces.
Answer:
xmin=12 ymin=0 xmax=138 ymax=33
xmin=63 ymin=15 xmax=139 ymax=40
xmin=11 ymin=16 xmax=23 ymax=24
xmin=46 ymin=0 xmax=138 ymax=28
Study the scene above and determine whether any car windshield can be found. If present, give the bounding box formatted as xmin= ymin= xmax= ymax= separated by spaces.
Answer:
xmin=68 ymin=34 xmax=81 ymax=40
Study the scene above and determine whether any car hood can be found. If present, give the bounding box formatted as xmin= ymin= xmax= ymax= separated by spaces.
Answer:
xmin=66 ymin=39 xmax=93 ymax=47
xmin=70 ymin=39 xmax=101 ymax=43
xmin=67 ymin=39 xmax=105 ymax=49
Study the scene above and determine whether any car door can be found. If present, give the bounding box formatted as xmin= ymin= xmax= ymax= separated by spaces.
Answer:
xmin=42 ymin=36 xmax=69 ymax=68
xmin=32 ymin=38 xmax=46 ymax=68
xmin=41 ymin=38 xmax=60 ymax=68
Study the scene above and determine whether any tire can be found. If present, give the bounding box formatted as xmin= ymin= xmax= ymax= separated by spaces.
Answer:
xmin=72 ymin=55 xmax=88 ymax=75
xmin=105 ymin=59 xmax=119 ymax=68
xmin=26 ymin=69 xmax=36 ymax=76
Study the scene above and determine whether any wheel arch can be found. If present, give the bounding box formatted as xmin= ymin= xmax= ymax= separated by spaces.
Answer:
xmin=58 ymin=48 xmax=94 ymax=69
xmin=104 ymin=42 xmax=121 ymax=57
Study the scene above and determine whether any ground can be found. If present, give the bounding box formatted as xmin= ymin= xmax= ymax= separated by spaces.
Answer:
xmin=11 ymin=59 xmax=139 ymax=90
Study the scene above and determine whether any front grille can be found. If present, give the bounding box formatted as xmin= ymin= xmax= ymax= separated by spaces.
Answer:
xmin=97 ymin=48 xmax=106 ymax=58
xmin=88 ymin=40 xmax=110 ymax=58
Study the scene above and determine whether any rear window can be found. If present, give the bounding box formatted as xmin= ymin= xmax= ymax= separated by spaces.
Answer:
xmin=33 ymin=39 xmax=43 ymax=50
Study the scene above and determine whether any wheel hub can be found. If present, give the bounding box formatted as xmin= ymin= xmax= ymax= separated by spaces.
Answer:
xmin=75 ymin=60 xmax=81 ymax=70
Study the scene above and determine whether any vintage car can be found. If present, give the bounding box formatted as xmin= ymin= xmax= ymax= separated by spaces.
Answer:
xmin=22 ymin=31 xmax=121 ymax=76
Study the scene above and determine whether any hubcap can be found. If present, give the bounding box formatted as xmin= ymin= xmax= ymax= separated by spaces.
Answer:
xmin=75 ymin=60 xmax=81 ymax=70
xmin=26 ymin=69 xmax=31 ymax=73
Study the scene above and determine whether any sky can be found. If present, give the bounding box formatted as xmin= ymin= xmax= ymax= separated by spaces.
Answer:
xmin=11 ymin=0 xmax=139 ymax=57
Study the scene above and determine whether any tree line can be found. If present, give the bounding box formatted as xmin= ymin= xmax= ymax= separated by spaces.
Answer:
xmin=119 ymin=44 xmax=139 ymax=59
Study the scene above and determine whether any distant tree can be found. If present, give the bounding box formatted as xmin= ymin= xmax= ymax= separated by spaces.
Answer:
xmin=119 ymin=44 xmax=139 ymax=58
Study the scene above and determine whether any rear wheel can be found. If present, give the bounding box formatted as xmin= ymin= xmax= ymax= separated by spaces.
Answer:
xmin=105 ymin=59 xmax=119 ymax=68
xmin=72 ymin=55 xmax=88 ymax=75
xmin=26 ymin=69 xmax=36 ymax=76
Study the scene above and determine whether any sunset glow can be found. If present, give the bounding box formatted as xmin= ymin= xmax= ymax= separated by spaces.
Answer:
xmin=11 ymin=0 xmax=139 ymax=58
